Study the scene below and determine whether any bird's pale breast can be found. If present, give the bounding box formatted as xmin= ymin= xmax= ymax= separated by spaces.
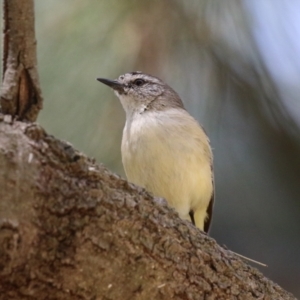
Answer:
xmin=121 ymin=108 xmax=213 ymax=224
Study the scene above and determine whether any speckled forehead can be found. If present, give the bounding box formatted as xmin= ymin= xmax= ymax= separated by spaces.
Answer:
xmin=117 ymin=73 xmax=137 ymax=83
xmin=117 ymin=72 xmax=161 ymax=84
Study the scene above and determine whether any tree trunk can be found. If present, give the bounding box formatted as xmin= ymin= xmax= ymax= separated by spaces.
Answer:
xmin=1 ymin=0 xmax=42 ymax=121
xmin=0 ymin=118 xmax=296 ymax=300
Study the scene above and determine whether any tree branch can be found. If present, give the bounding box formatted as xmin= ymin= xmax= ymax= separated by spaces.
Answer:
xmin=1 ymin=0 xmax=42 ymax=121
xmin=0 ymin=117 xmax=296 ymax=300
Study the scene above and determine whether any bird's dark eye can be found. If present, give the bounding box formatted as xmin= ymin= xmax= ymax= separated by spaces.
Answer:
xmin=133 ymin=79 xmax=145 ymax=86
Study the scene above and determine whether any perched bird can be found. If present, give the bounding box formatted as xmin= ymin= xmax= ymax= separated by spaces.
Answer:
xmin=97 ymin=72 xmax=214 ymax=233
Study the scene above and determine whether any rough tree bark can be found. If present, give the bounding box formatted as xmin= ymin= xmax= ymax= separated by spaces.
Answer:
xmin=0 ymin=1 xmax=296 ymax=299
xmin=1 ymin=0 xmax=42 ymax=121
xmin=0 ymin=118 xmax=296 ymax=300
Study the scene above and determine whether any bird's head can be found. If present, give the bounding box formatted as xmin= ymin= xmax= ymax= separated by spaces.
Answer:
xmin=97 ymin=71 xmax=184 ymax=117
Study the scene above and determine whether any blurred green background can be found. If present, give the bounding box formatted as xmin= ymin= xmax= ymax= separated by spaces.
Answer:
xmin=4 ymin=0 xmax=300 ymax=296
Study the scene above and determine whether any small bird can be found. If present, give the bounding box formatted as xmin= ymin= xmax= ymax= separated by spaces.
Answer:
xmin=97 ymin=72 xmax=214 ymax=233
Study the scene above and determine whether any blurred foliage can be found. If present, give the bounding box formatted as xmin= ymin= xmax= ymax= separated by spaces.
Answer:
xmin=1 ymin=0 xmax=300 ymax=297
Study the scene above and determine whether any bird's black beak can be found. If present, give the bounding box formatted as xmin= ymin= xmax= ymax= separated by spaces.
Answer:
xmin=97 ymin=78 xmax=124 ymax=92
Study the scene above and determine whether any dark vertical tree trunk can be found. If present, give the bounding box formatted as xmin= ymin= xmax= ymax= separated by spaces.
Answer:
xmin=1 ymin=0 xmax=42 ymax=121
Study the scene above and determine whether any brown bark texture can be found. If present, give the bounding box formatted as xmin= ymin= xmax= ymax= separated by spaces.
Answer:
xmin=0 ymin=0 xmax=43 ymax=121
xmin=0 ymin=117 xmax=296 ymax=300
